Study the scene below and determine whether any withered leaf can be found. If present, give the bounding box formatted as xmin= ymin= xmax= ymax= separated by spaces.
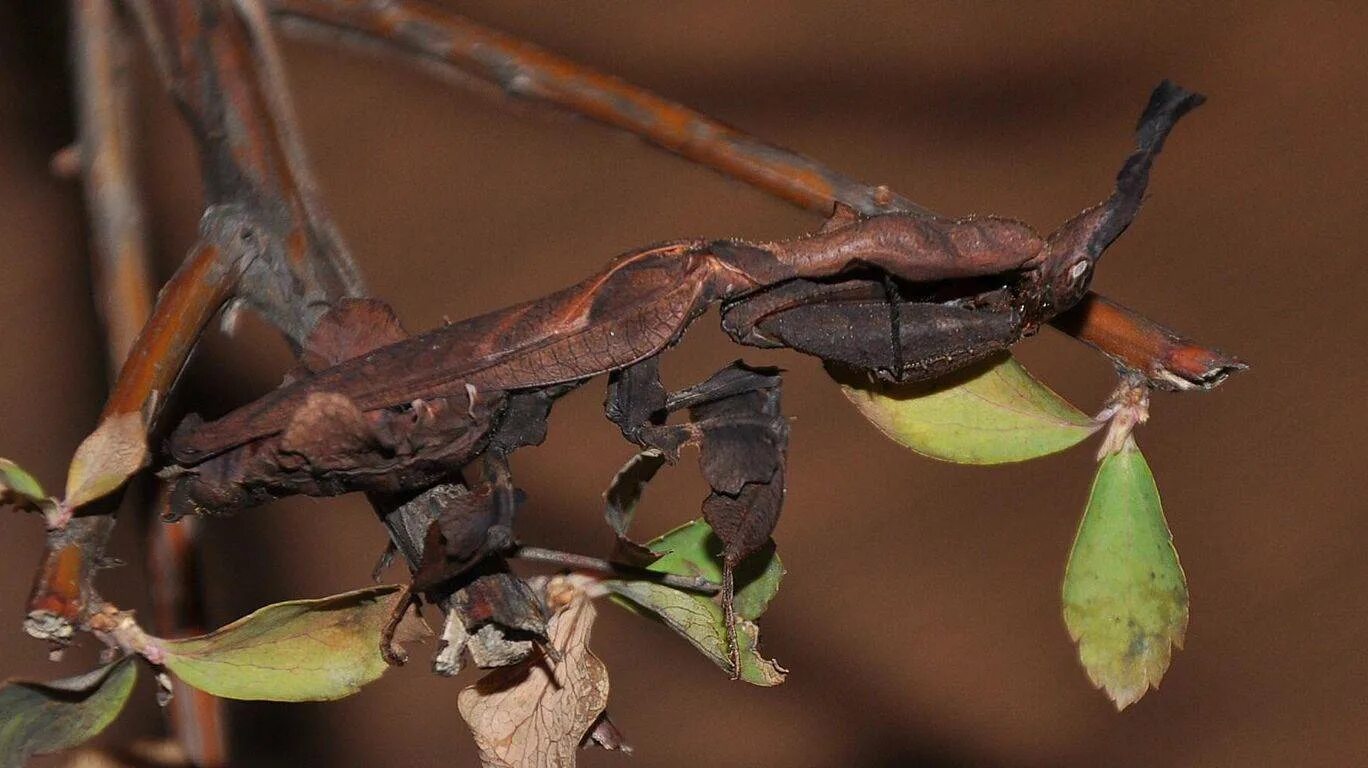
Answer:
xmin=64 ymin=411 xmax=148 ymax=509
xmin=0 ymin=656 xmax=138 ymax=768
xmin=459 ymin=584 xmax=609 ymax=768
xmin=602 ymin=449 xmax=667 ymax=562
xmin=158 ymin=585 xmax=428 ymax=701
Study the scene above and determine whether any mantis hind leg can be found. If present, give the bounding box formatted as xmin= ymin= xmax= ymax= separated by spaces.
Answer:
xmin=604 ymin=360 xmax=788 ymax=677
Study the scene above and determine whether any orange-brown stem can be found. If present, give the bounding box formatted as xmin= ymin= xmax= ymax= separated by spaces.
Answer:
xmin=267 ymin=0 xmax=928 ymax=218
xmin=72 ymin=0 xmax=155 ymax=372
xmin=51 ymin=5 xmax=230 ymax=761
xmin=101 ymin=240 xmax=237 ymax=420
xmin=1051 ymin=293 xmax=1246 ymax=391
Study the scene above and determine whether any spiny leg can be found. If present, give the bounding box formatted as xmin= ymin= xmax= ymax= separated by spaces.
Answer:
xmin=606 ymin=360 xmax=788 ymax=677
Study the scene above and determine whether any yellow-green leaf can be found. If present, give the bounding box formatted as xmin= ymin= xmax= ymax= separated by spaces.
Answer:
xmin=64 ymin=411 xmax=149 ymax=509
xmin=0 ymin=459 xmax=45 ymax=501
xmin=1 ymin=458 xmax=50 ymax=515
xmin=0 ymin=657 xmax=138 ymax=768
xmin=645 ymin=519 xmax=784 ymax=621
xmin=837 ymin=353 xmax=1099 ymax=464
xmin=605 ymin=580 xmax=785 ymax=686
xmin=1063 ymin=439 xmax=1187 ymax=710
xmin=160 ymin=586 xmax=424 ymax=702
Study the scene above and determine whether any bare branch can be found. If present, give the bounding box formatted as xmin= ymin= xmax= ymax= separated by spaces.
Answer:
xmin=510 ymin=546 xmax=721 ymax=594
xmin=1051 ymin=293 xmax=1247 ymax=391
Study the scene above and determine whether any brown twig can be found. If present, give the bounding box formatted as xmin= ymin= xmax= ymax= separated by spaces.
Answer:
xmin=31 ymin=0 xmax=372 ymax=637
xmin=266 ymin=0 xmax=1243 ymax=391
xmin=266 ymin=0 xmax=930 ymax=218
xmin=46 ymin=4 xmax=232 ymax=763
xmin=69 ymin=0 xmax=154 ymax=372
xmin=510 ymin=546 xmax=721 ymax=594
xmin=1051 ymin=293 xmax=1247 ymax=391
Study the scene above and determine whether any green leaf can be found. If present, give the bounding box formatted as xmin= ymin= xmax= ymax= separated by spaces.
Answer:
xmin=0 ymin=459 xmax=45 ymax=502
xmin=160 ymin=586 xmax=423 ymax=702
xmin=645 ymin=519 xmax=784 ymax=621
xmin=1063 ymin=439 xmax=1187 ymax=710
xmin=605 ymin=580 xmax=785 ymax=686
xmin=0 ymin=657 xmax=138 ymax=768
xmin=837 ymin=353 xmax=1099 ymax=464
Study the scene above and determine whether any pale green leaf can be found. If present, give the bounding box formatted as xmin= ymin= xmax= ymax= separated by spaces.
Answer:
xmin=1063 ymin=439 xmax=1187 ymax=710
xmin=645 ymin=519 xmax=784 ymax=621
xmin=605 ymin=580 xmax=785 ymax=686
xmin=160 ymin=585 xmax=424 ymax=702
xmin=838 ymin=353 xmax=1099 ymax=464
xmin=0 ymin=459 xmax=45 ymax=502
xmin=0 ymin=657 xmax=138 ymax=768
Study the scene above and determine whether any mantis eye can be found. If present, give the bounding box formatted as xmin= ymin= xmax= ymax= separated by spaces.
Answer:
xmin=1067 ymin=260 xmax=1090 ymax=283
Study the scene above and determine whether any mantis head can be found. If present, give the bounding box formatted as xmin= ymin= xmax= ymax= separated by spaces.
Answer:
xmin=1021 ymin=81 xmax=1206 ymax=326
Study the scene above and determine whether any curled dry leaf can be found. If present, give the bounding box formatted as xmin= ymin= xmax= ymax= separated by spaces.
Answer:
xmin=459 ymin=582 xmax=609 ymax=768
xmin=158 ymin=585 xmax=428 ymax=701
xmin=602 ymin=449 xmax=667 ymax=562
xmin=64 ymin=411 xmax=149 ymax=509
xmin=1063 ymin=437 xmax=1187 ymax=710
xmin=836 ymin=353 xmax=1099 ymax=464
xmin=0 ymin=656 xmax=138 ymax=768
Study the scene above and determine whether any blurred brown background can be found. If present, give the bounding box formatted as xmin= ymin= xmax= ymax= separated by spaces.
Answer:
xmin=2 ymin=2 xmax=1365 ymax=766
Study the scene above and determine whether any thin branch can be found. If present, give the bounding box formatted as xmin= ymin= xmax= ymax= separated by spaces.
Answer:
xmin=266 ymin=0 xmax=929 ymax=218
xmin=510 ymin=546 xmax=721 ymax=594
xmin=1051 ymin=293 xmax=1246 ymax=391
xmin=50 ymin=5 xmax=229 ymax=763
xmin=128 ymin=0 xmax=365 ymax=343
xmin=33 ymin=0 xmax=377 ymax=625
xmin=70 ymin=0 xmax=154 ymax=371
xmin=266 ymin=0 xmax=1244 ymax=392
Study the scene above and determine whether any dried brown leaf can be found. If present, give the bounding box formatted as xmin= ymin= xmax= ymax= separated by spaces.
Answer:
xmin=458 ymin=584 xmax=608 ymax=768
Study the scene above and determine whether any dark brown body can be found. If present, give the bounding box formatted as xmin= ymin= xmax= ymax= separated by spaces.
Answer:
xmin=172 ymin=211 xmax=1044 ymax=464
